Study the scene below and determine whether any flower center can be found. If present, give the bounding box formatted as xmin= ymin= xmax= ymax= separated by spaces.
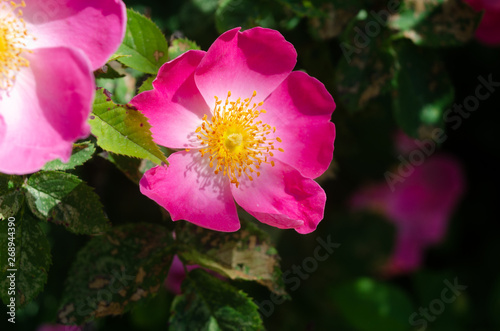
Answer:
xmin=225 ymin=132 xmax=243 ymax=150
xmin=0 ymin=1 xmax=31 ymax=93
xmin=193 ymin=91 xmax=284 ymax=187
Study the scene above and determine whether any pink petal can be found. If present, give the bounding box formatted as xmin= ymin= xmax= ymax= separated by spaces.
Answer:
xmin=0 ymin=47 xmax=94 ymax=175
xmin=231 ymin=160 xmax=326 ymax=234
xmin=23 ymin=0 xmax=126 ymax=69
xmin=385 ymin=229 xmax=423 ymax=274
xmin=464 ymin=0 xmax=500 ymax=45
xmin=466 ymin=0 xmax=500 ymax=11
xmin=130 ymin=50 xmax=211 ymax=149
xmin=483 ymin=0 xmax=500 ymax=10
xmin=387 ymin=156 xmax=464 ymax=241
xmin=259 ymin=71 xmax=336 ymax=179
xmin=140 ymin=151 xmax=240 ymax=232
xmin=0 ymin=115 xmax=5 ymax=146
xmin=164 ymin=255 xmax=198 ymax=295
xmin=464 ymin=0 xmax=483 ymax=9
xmin=164 ymin=255 xmax=226 ymax=294
xmin=475 ymin=9 xmax=500 ymax=45
xmin=194 ymin=27 xmax=297 ymax=106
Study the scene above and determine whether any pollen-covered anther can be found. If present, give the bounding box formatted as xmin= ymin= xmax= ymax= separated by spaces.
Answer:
xmin=0 ymin=0 xmax=33 ymax=92
xmin=195 ymin=90 xmax=284 ymax=187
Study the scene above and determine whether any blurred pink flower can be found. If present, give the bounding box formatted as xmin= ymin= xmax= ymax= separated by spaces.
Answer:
xmin=393 ymin=130 xmax=422 ymax=156
xmin=133 ymin=27 xmax=336 ymax=234
xmin=350 ymin=136 xmax=465 ymax=274
xmin=0 ymin=0 xmax=126 ymax=174
xmin=466 ymin=0 xmax=500 ymax=45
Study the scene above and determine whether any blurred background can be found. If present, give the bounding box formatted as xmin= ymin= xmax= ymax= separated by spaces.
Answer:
xmin=4 ymin=0 xmax=500 ymax=330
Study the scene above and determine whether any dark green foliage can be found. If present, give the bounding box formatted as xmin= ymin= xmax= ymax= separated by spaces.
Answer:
xmin=170 ymin=269 xmax=264 ymax=330
xmin=331 ymin=277 xmax=414 ymax=331
xmin=0 ymin=174 xmax=24 ymax=220
xmin=390 ymin=0 xmax=481 ymax=47
xmin=392 ymin=41 xmax=454 ymax=138
xmin=0 ymin=209 xmax=51 ymax=308
xmin=25 ymin=171 xmax=110 ymax=235
xmin=57 ymin=223 xmax=174 ymax=324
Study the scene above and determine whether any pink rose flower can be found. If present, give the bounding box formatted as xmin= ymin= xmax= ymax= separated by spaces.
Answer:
xmin=350 ymin=149 xmax=465 ymax=274
xmin=466 ymin=0 xmax=500 ymax=45
xmin=132 ymin=27 xmax=336 ymax=233
xmin=0 ymin=0 xmax=126 ymax=174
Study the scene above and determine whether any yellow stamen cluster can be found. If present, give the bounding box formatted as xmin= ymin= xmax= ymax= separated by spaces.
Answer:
xmin=193 ymin=91 xmax=284 ymax=187
xmin=0 ymin=1 xmax=31 ymax=92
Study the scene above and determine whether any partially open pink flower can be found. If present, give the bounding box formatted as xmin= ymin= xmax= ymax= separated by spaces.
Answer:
xmin=132 ymin=27 xmax=336 ymax=234
xmin=165 ymin=255 xmax=226 ymax=294
xmin=164 ymin=255 xmax=199 ymax=294
xmin=466 ymin=0 xmax=500 ymax=45
xmin=350 ymin=154 xmax=465 ymax=275
xmin=0 ymin=0 xmax=126 ymax=174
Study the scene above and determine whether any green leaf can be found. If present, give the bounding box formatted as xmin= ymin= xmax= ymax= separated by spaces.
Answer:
xmin=130 ymin=288 xmax=172 ymax=329
xmin=392 ymin=41 xmax=454 ymax=138
xmin=114 ymin=9 xmax=169 ymax=74
xmin=0 ymin=208 xmax=51 ymax=308
xmin=57 ymin=223 xmax=174 ymax=324
xmin=43 ymin=142 xmax=96 ymax=171
xmin=337 ymin=20 xmax=396 ymax=112
xmin=24 ymin=171 xmax=109 ymax=235
xmin=0 ymin=174 xmax=24 ymax=220
xmin=107 ymin=54 xmax=132 ymax=63
xmin=192 ymin=0 xmax=219 ymax=14
xmin=331 ymin=277 xmax=414 ymax=331
xmin=176 ymin=220 xmax=287 ymax=297
xmin=95 ymin=76 xmax=136 ymax=105
xmin=389 ymin=0 xmax=481 ymax=47
xmin=90 ymin=88 xmax=167 ymax=165
xmin=137 ymin=75 xmax=155 ymax=94
xmin=170 ymin=269 xmax=264 ymax=331
xmin=94 ymin=63 xmax=126 ymax=79
xmin=168 ymin=38 xmax=201 ymax=60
